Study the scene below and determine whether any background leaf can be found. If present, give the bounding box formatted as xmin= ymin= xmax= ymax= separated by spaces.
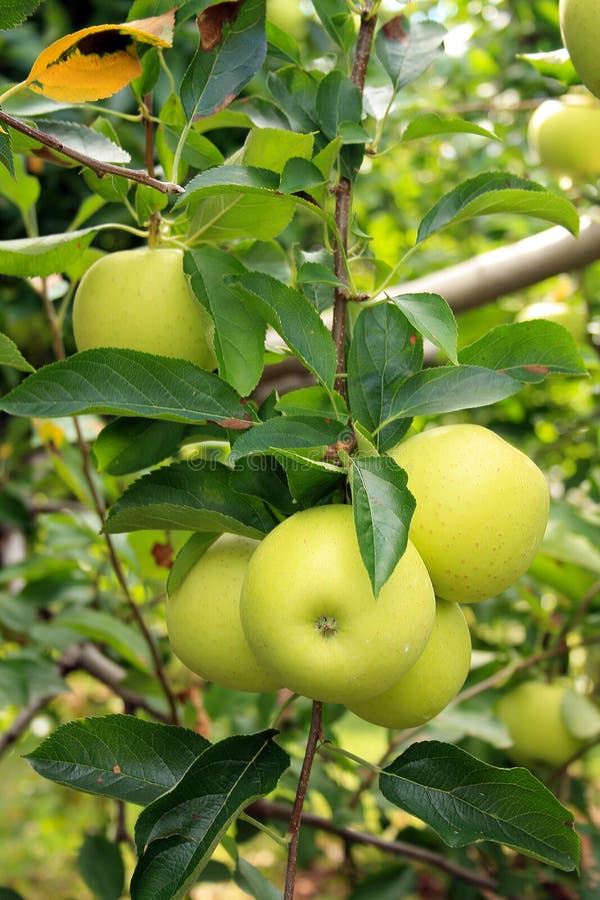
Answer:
xmin=25 ymin=715 xmax=210 ymax=806
xmin=77 ymin=834 xmax=125 ymax=900
xmin=376 ymin=17 xmax=445 ymax=94
xmin=0 ymin=228 xmax=98 ymax=277
xmin=0 ymin=0 xmax=45 ymax=29
xmin=0 ymin=331 xmax=35 ymax=372
xmin=380 ymin=741 xmax=580 ymax=871
xmin=93 ymin=418 xmax=186 ymax=475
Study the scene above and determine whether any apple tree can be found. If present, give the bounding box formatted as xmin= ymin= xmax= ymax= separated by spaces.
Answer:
xmin=0 ymin=1 xmax=599 ymax=897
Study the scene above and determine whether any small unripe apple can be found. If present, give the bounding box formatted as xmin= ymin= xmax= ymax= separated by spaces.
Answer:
xmin=73 ymin=247 xmax=216 ymax=369
xmin=528 ymin=94 xmax=600 ymax=179
xmin=348 ymin=599 xmax=471 ymax=729
xmin=560 ymin=0 xmax=600 ymax=99
xmin=388 ymin=424 xmax=550 ymax=604
xmin=166 ymin=534 xmax=281 ymax=693
xmin=497 ymin=681 xmax=584 ymax=767
xmin=240 ymin=504 xmax=436 ymax=704
xmin=516 ymin=300 xmax=588 ymax=341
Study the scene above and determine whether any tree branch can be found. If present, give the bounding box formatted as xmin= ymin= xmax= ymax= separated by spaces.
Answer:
xmin=0 ymin=109 xmax=183 ymax=195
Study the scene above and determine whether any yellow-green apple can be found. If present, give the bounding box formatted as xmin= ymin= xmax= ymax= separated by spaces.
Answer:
xmin=388 ymin=424 xmax=550 ymax=604
xmin=347 ymin=598 xmax=471 ymax=729
xmin=267 ymin=0 xmax=308 ymax=40
xmin=497 ymin=680 xmax=584 ymax=767
xmin=239 ymin=504 xmax=436 ymax=704
xmin=528 ymin=93 xmax=600 ymax=178
xmin=516 ymin=299 xmax=587 ymax=342
xmin=166 ymin=534 xmax=281 ymax=692
xmin=560 ymin=0 xmax=600 ymax=99
xmin=73 ymin=246 xmax=216 ymax=369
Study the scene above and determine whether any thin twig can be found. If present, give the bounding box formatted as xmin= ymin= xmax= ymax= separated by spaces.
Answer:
xmin=248 ymin=799 xmax=498 ymax=893
xmin=283 ymin=701 xmax=323 ymax=899
xmin=0 ymin=108 xmax=183 ymax=194
xmin=0 ymin=694 xmax=55 ymax=757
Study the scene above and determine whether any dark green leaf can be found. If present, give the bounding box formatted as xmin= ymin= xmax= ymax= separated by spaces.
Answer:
xmin=234 ymin=858 xmax=280 ymax=900
xmin=93 ymin=418 xmax=186 ymax=475
xmin=380 ymin=741 xmax=580 ymax=871
xmin=229 ymin=271 xmax=337 ymax=388
xmin=349 ymin=455 xmax=416 ymax=597
xmin=228 ymin=416 xmax=345 ymax=462
xmin=0 ymin=331 xmax=35 ymax=372
xmin=311 ymin=0 xmax=356 ymax=49
xmin=104 ymin=460 xmax=279 ymax=537
xmin=25 ymin=715 xmax=210 ymax=806
xmin=316 ymin=70 xmax=362 ymax=141
xmin=402 ymin=112 xmax=499 ymax=143
xmin=0 ymin=0 xmax=44 ymax=28
xmin=185 ymin=247 xmax=266 ymax=396
xmin=0 ymin=126 xmax=14 ymax=176
xmin=267 ymin=66 xmax=321 ymax=135
xmin=274 ymin=449 xmax=345 ymax=507
xmin=297 ymin=261 xmax=344 ymax=288
xmin=32 ymin=119 xmax=130 ymax=163
xmin=279 ymin=157 xmax=326 ymax=195
xmin=232 ymin=455 xmax=296 ymax=515
xmin=78 ymin=834 xmax=125 ymax=900
xmin=458 ymin=320 xmax=588 ymax=382
xmin=376 ymin=16 xmax=445 ymax=94
xmin=347 ymin=304 xmax=423 ymax=452
xmin=275 ymin=386 xmax=347 ymax=421
xmin=180 ymin=0 xmax=266 ymax=121
xmin=374 ymin=365 xmax=522 ymax=436
xmin=1 ymin=349 xmax=251 ymax=428
xmin=390 ymin=293 xmax=458 ymax=363
xmin=417 ymin=172 xmax=580 ymax=244
xmin=0 ymin=228 xmax=98 ymax=277
xmin=131 ymin=731 xmax=289 ymax=900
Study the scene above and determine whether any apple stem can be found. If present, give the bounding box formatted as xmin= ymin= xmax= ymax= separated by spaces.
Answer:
xmin=283 ymin=699 xmax=323 ymax=899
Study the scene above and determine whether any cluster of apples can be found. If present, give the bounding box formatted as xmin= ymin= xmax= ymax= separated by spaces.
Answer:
xmin=167 ymin=424 xmax=551 ymax=731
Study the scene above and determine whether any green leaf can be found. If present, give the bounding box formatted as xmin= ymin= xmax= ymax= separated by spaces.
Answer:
xmin=131 ymin=731 xmax=290 ymax=900
xmin=93 ymin=418 xmax=186 ymax=475
xmin=234 ymin=858 xmax=280 ymax=900
xmin=54 ymin=609 xmax=152 ymax=671
xmin=228 ymin=416 xmax=345 ymax=462
xmin=267 ymin=66 xmax=321 ymax=136
xmin=0 ymin=331 xmax=34 ymax=372
xmin=311 ymin=0 xmax=356 ymax=50
xmin=380 ymin=741 xmax=580 ymax=871
xmin=0 ymin=126 xmax=14 ymax=176
xmin=402 ymin=112 xmax=500 ymax=143
xmin=180 ymin=0 xmax=266 ymax=121
xmin=0 ymin=0 xmax=44 ymax=29
xmin=0 ymin=654 xmax=66 ymax=707
xmin=274 ymin=449 xmax=345 ymax=507
xmin=417 ymin=172 xmax=580 ymax=244
xmin=375 ymin=366 xmax=522 ymax=435
xmin=376 ymin=16 xmax=446 ymax=94
xmin=1 ymin=349 xmax=251 ymax=428
xmin=185 ymin=247 xmax=266 ymax=396
xmin=458 ymin=320 xmax=588 ymax=382
xmin=229 ymin=271 xmax=337 ymax=389
xmin=316 ymin=70 xmax=362 ymax=141
xmin=242 ymin=126 xmax=313 ymax=173
xmin=25 ymin=715 xmax=210 ymax=806
xmin=77 ymin=834 xmax=125 ymax=900
xmin=31 ymin=119 xmax=131 ymax=163
xmin=349 ymin=455 xmax=416 ymax=597
xmin=347 ymin=303 xmax=423 ymax=452
xmin=0 ymin=154 xmax=39 ymax=216
xmin=275 ymin=386 xmax=347 ymax=421
xmin=0 ymin=227 xmax=98 ymax=277
xmin=279 ymin=157 xmax=326 ymax=195
xmin=389 ymin=293 xmax=458 ymax=364
xmin=519 ymin=49 xmax=580 ymax=86
xmin=104 ymin=460 xmax=279 ymax=537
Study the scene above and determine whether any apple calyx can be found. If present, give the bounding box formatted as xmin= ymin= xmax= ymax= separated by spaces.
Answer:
xmin=316 ymin=615 xmax=338 ymax=637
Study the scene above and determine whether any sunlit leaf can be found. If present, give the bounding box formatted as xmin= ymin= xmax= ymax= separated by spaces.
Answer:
xmin=25 ymin=10 xmax=175 ymax=102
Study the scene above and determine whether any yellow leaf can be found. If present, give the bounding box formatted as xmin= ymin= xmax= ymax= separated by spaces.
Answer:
xmin=25 ymin=10 xmax=176 ymax=103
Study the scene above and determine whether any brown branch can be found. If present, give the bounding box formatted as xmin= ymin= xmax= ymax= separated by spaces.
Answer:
xmin=284 ymin=700 xmax=323 ymax=900
xmin=0 ymin=108 xmax=183 ymax=195
xmin=0 ymin=693 xmax=55 ymax=757
xmin=248 ymin=799 xmax=498 ymax=893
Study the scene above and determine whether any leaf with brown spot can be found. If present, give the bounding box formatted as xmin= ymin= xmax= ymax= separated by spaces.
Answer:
xmin=24 ymin=10 xmax=175 ymax=102
xmin=197 ymin=0 xmax=243 ymax=51
xmin=382 ymin=15 xmax=408 ymax=42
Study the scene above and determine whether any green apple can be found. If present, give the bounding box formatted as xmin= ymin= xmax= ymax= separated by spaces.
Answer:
xmin=347 ymin=598 xmax=471 ymax=729
xmin=166 ymin=534 xmax=281 ymax=693
xmin=73 ymin=246 xmax=217 ymax=369
xmin=516 ymin=299 xmax=587 ymax=341
xmin=497 ymin=681 xmax=584 ymax=767
xmin=388 ymin=424 xmax=550 ymax=604
xmin=560 ymin=0 xmax=600 ymax=99
xmin=267 ymin=0 xmax=308 ymax=40
xmin=239 ymin=504 xmax=436 ymax=704
xmin=528 ymin=94 xmax=600 ymax=178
